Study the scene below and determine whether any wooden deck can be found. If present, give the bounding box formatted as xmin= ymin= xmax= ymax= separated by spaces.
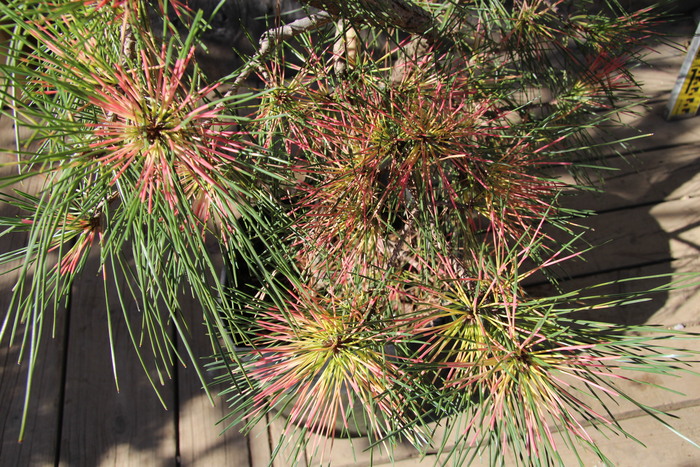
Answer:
xmin=2 ymin=16 xmax=700 ymax=467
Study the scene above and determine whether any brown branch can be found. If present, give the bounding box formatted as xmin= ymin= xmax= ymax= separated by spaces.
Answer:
xmin=299 ymin=0 xmax=451 ymax=85
xmin=389 ymin=35 xmax=431 ymax=83
xmin=222 ymin=11 xmax=333 ymax=98
xmin=332 ymin=20 xmax=359 ymax=75
xmin=298 ymin=0 xmax=439 ymax=41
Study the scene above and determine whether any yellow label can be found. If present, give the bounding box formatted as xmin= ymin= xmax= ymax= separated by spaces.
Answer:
xmin=669 ymin=46 xmax=700 ymax=118
xmin=667 ymin=22 xmax=700 ymax=120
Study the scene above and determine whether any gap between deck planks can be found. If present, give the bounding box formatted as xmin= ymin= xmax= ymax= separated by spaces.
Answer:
xmin=58 ymin=250 xmax=177 ymax=466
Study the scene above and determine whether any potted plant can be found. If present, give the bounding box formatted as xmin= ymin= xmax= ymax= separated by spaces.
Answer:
xmin=0 ymin=0 xmax=698 ymax=465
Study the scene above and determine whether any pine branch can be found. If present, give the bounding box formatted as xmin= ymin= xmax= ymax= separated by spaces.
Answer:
xmin=223 ymin=11 xmax=333 ymax=98
xmin=298 ymin=0 xmax=439 ymax=40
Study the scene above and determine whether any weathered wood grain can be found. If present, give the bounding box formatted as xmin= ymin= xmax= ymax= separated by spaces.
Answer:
xmin=379 ymin=397 xmax=700 ymax=467
xmin=558 ymin=142 xmax=700 ymax=212
xmin=176 ymin=310 xmax=251 ymax=467
xmin=248 ymin=414 xmax=273 ymax=467
xmin=379 ymin=366 xmax=700 ymax=467
xmin=0 ymin=131 xmax=65 ymax=466
xmin=307 ymin=431 xmax=424 ymax=467
xmin=598 ymin=99 xmax=700 ymax=154
xmin=268 ymin=414 xmax=309 ymax=467
xmin=580 ymin=18 xmax=700 ymax=156
xmin=541 ymin=193 xmax=700 ymax=281
xmin=0 ymin=236 xmax=64 ymax=467
xmin=553 ymin=405 xmax=700 ymax=467
xmin=58 ymin=252 xmax=177 ymax=466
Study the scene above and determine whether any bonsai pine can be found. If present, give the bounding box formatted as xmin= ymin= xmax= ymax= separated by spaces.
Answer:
xmin=0 ymin=0 xmax=698 ymax=465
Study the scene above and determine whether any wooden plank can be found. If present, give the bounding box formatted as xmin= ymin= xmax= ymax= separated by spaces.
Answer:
xmin=0 ymin=117 xmax=65 ymax=466
xmin=552 ymin=404 xmax=700 ymax=467
xmin=380 ymin=399 xmax=700 ymax=467
xmin=248 ymin=414 xmax=273 ymax=467
xmin=634 ymin=20 xmax=694 ymax=99
xmin=304 ymin=430 xmax=421 ymax=467
xmin=255 ymin=403 xmax=416 ymax=467
xmin=267 ymin=413 xmax=309 ymax=467
xmin=529 ymin=255 xmax=700 ymax=327
xmin=559 ymin=142 xmax=700 ymax=213
xmin=576 ymin=19 xmax=700 ymax=156
xmin=522 ymin=257 xmax=700 ymax=412
xmin=176 ymin=235 xmax=252 ymax=466
xmin=542 ymin=194 xmax=700 ymax=280
xmin=555 ymin=251 xmax=700 ymax=319
xmin=381 ymin=388 xmax=700 ymax=467
xmin=240 ymin=412 xmax=293 ymax=467
xmin=589 ymin=99 xmax=700 ymax=155
xmin=377 ymin=344 xmax=700 ymax=466
xmin=176 ymin=311 xmax=252 ymax=467
xmin=0 ymin=233 xmax=65 ymax=467
xmin=58 ymin=252 xmax=177 ymax=466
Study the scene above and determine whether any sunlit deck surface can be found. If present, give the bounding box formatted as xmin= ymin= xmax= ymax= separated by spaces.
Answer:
xmin=2 ymin=16 xmax=700 ymax=467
